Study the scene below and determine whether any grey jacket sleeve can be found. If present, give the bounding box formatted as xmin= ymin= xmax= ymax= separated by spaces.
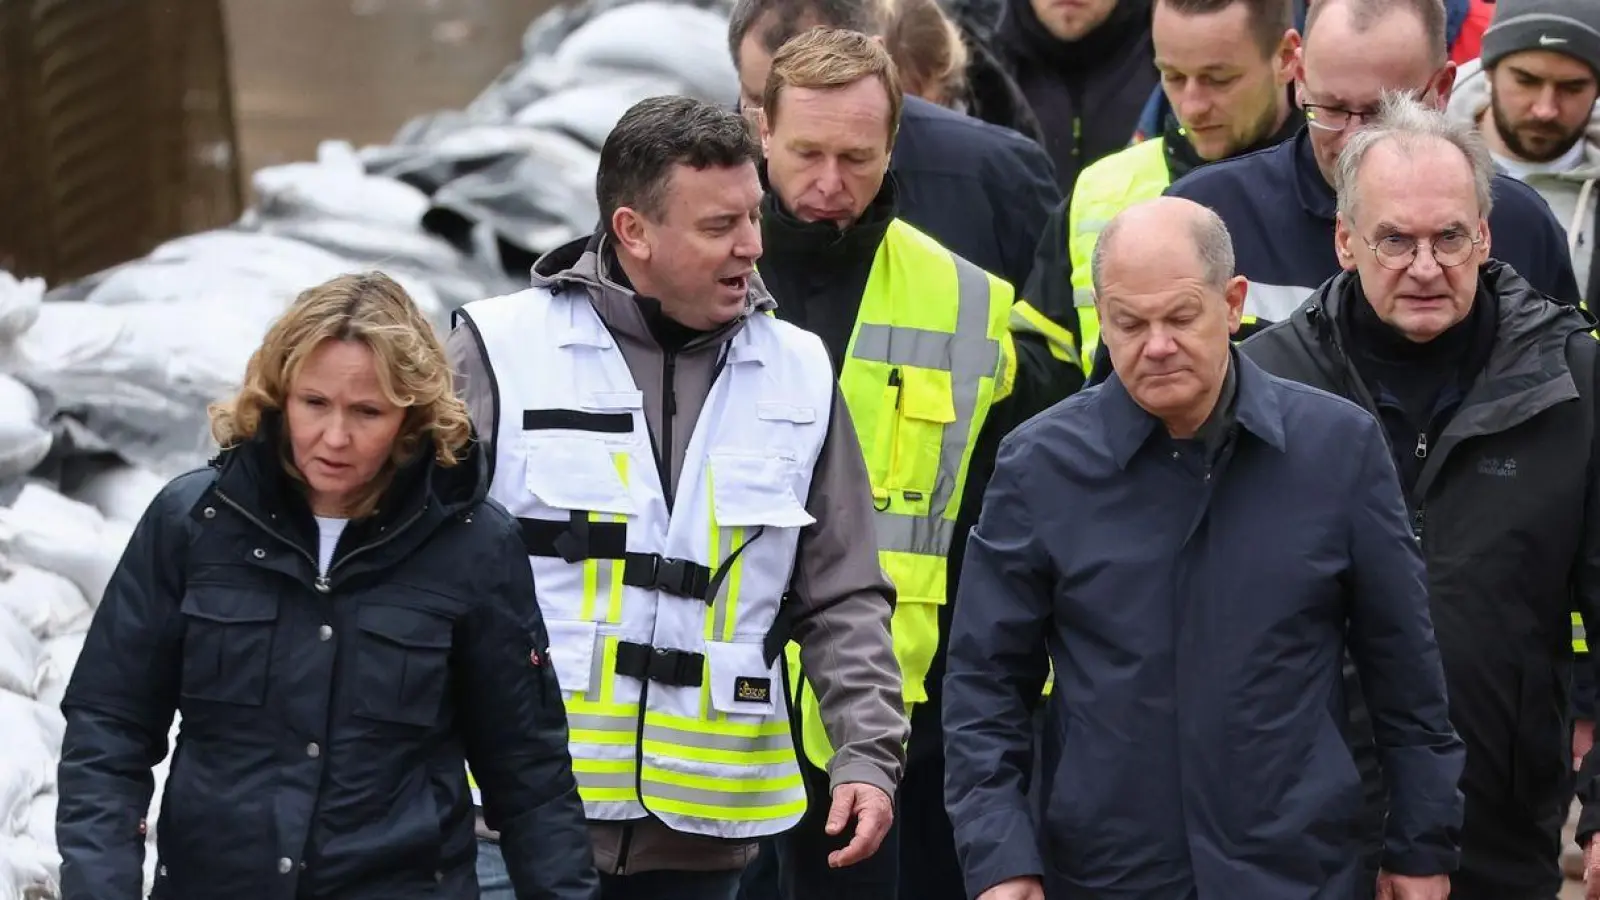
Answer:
xmin=791 ymin=384 xmax=909 ymax=798
xmin=445 ymin=321 xmax=498 ymax=462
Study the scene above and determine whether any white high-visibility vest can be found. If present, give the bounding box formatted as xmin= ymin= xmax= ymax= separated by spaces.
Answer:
xmin=456 ymin=278 xmax=832 ymax=840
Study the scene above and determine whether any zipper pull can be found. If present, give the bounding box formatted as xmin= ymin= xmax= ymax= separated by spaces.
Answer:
xmin=1414 ymin=432 xmax=1428 ymax=459
xmin=314 ymin=575 xmax=331 ymax=594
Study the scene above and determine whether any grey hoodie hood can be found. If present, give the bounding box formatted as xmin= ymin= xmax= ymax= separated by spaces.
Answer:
xmin=1448 ymin=57 xmax=1600 ymax=181
xmin=529 ymin=231 xmax=778 ymax=349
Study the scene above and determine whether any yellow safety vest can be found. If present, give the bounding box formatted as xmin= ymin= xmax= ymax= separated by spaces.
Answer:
xmin=785 ymin=219 xmax=1016 ymax=769
xmin=1067 ymin=137 xmax=1172 ymax=376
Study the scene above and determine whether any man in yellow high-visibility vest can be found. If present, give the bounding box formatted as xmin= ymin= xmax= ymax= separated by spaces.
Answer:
xmin=736 ymin=27 xmax=1058 ymax=900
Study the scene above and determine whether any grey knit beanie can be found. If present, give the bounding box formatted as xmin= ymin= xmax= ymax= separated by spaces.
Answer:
xmin=1481 ymin=0 xmax=1600 ymax=78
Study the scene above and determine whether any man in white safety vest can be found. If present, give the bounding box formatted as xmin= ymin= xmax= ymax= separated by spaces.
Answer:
xmin=446 ymin=94 xmax=909 ymax=900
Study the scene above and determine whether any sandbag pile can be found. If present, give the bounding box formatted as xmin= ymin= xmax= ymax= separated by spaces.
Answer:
xmin=0 ymin=2 xmax=738 ymax=896
xmin=0 ymin=471 xmax=168 ymax=900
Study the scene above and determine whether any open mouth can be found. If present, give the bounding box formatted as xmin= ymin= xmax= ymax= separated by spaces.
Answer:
xmin=718 ymin=275 xmax=748 ymax=291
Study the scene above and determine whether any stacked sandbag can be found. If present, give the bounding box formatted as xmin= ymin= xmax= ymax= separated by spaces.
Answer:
xmin=0 ymin=469 xmax=174 ymax=900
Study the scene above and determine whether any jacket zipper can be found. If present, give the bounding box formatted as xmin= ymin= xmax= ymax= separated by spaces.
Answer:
xmin=1414 ymin=432 xmax=1429 ymax=459
xmin=213 ymin=489 xmax=428 ymax=593
xmin=660 ymin=350 xmax=678 ymax=511
xmin=214 ymin=489 xmax=319 ymax=573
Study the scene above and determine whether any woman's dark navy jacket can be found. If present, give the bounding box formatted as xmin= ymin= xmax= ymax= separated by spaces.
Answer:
xmin=55 ymin=420 xmax=599 ymax=900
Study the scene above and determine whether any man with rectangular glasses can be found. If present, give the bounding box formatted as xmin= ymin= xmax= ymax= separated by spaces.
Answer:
xmin=1242 ymin=90 xmax=1600 ymax=900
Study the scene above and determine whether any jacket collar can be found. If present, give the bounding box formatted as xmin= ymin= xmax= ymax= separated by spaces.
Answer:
xmin=1288 ymin=127 xmax=1337 ymax=221
xmin=204 ymin=410 xmax=487 ymax=562
xmin=1099 ymin=348 xmax=1286 ymax=470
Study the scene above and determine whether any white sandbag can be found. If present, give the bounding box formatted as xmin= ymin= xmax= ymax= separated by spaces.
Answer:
xmin=24 ymin=792 xmax=54 ymax=850
xmin=67 ymin=465 xmax=166 ymax=526
xmin=0 ymin=484 xmax=135 ymax=607
xmin=252 ymin=143 xmax=431 ymax=229
xmin=0 ymin=558 xmax=90 ymax=641
xmin=0 ymin=835 xmax=57 ymax=900
xmin=0 ymin=376 xmax=51 ymax=484
xmin=36 ymin=632 xmax=86 ymax=713
xmin=551 ymin=2 xmax=738 ymax=101
xmin=511 ymin=75 xmax=691 ymax=148
xmin=0 ymin=689 xmax=56 ymax=836
xmin=0 ymin=271 xmax=43 ymax=349
xmin=13 ymin=300 xmax=263 ymax=475
xmin=0 ymin=608 xmax=46 ymax=700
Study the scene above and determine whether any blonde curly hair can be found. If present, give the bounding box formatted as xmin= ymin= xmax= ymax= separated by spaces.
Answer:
xmin=208 ymin=272 xmax=472 ymax=518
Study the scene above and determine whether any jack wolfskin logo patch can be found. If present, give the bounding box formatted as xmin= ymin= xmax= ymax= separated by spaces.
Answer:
xmin=1477 ymin=457 xmax=1518 ymax=478
xmin=734 ymin=676 xmax=772 ymax=703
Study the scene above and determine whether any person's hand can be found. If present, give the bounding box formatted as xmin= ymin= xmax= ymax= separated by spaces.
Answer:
xmin=1376 ymin=871 xmax=1449 ymax=899
xmin=825 ymin=782 xmax=893 ymax=868
xmin=1584 ymin=835 xmax=1600 ymax=898
xmin=1576 ymin=718 xmax=1595 ymax=770
xmin=977 ymin=876 xmax=1045 ymax=900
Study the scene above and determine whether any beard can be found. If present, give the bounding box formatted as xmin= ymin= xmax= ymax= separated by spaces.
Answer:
xmin=1492 ymin=99 xmax=1587 ymax=163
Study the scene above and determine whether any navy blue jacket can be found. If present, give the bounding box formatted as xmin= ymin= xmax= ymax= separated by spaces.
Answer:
xmin=944 ymin=352 xmax=1465 ymax=899
xmin=56 ymin=421 xmax=598 ymax=900
xmin=890 ymin=94 xmax=1061 ymax=292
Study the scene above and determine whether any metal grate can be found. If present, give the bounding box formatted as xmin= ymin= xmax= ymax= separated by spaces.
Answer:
xmin=0 ymin=0 xmax=243 ymax=284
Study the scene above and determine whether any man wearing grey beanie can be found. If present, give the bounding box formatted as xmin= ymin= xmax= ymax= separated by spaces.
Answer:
xmin=1447 ymin=0 xmax=1600 ymax=301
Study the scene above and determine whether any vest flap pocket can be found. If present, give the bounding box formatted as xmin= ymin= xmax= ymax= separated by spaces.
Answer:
xmin=179 ymin=585 xmax=279 ymax=707
xmin=708 ymin=451 xmax=817 ymax=529
xmin=898 ymin=367 xmax=956 ymax=424
xmin=356 ymin=604 xmax=454 ymax=650
xmin=757 ymin=402 xmax=816 ymax=424
xmin=589 ymin=390 xmax=644 ymax=411
xmin=705 ymin=640 xmax=778 ymax=717
xmin=545 ymin=619 xmax=598 ymax=696
xmin=522 ymin=434 xmax=634 ymax=515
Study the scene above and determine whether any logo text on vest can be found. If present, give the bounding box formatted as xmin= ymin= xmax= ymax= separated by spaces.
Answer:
xmin=735 ymin=676 xmax=772 ymax=703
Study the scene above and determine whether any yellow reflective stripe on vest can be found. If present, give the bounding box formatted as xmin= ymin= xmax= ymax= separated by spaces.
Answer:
xmin=1068 ymin=137 xmax=1172 ymax=375
xmin=1576 ymin=611 xmax=1589 ymax=654
xmin=792 ymin=219 xmax=1013 ymax=770
xmin=1009 ymin=299 xmax=1081 ymax=369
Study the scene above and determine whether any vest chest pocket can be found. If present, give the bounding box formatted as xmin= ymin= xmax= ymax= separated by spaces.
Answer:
xmin=705 ymin=640 xmax=780 ymax=718
xmin=521 ymin=434 xmax=635 ymax=515
xmin=877 ymin=367 xmax=955 ymax=516
xmin=353 ymin=604 xmax=454 ymax=728
xmin=179 ymin=585 xmax=279 ymax=706
xmin=707 ymin=451 xmax=817 ymax=529
xmin=544 ymin=619 xmax=599 ymax=696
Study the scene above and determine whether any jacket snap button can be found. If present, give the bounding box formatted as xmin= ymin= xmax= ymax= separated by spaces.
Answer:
xmin=202 ymin=506 xmax=215 ymax=519
xmin=253 ymin=548 xmax=266 ymax=559
xmin=306 ymin=742 xmax=320 ymax=759
xmin=277 ymin=857 xmax=293 ymax=874
xmin=319 ymin=625 xmax=333 ymax=642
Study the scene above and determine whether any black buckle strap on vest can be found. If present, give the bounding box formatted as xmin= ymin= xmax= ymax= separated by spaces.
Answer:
xmin=519 ymin=512 xmax=627 ymax=563
xmin=623 ymin=553 xmax=713 ymax=600
xmin=615 ymin=640 xmax=705 ymax=688
xmin=763 ymin=591 xmax=798 ymax=668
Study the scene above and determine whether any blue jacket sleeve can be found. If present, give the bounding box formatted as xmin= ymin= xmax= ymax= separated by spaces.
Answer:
xmin=456 ymin=512 xmax=600 ymax=900
xmin=57 ymin=487 xmax=185 ymax=900
xmin=994 ymin=140 xmax=1064 ymax=295
xmin=942 ymin=432 xmax=1054 ymax=897
xmin=1343 ymin=417 xmax=1466 ymax=876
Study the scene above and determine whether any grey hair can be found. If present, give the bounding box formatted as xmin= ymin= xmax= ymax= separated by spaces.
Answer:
xmin=1334 ymin=90 xmax=1496 ymax=221
xmin=1090 ymin=202 xmax=1237 ymax=295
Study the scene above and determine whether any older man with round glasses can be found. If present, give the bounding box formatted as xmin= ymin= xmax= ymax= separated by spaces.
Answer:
xmin=1244 ymin=89 xmax=1600 ymax=900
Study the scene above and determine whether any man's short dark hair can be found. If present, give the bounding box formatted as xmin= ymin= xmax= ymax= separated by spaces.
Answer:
xmin=727 ymin=0 xmax=882 ymax=65
xmin=1156 ymin=0 xmax=1294 ymax=57
xmin=596 ymin=96 xmax=760 ymax=237
xmin=1304 ymin=0 xmax=1447 ymax=64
